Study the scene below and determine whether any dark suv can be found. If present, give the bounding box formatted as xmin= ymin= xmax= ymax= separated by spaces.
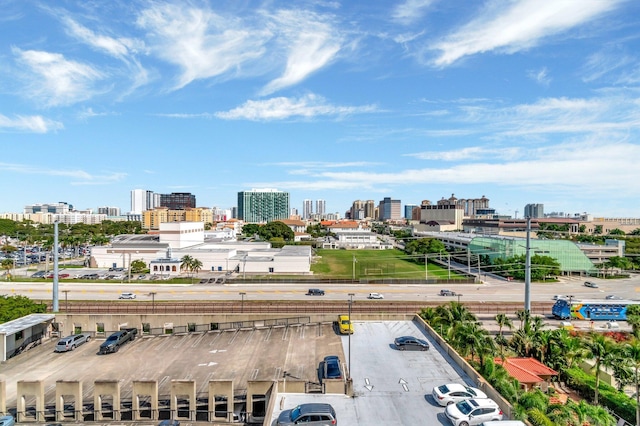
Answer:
xmin=277 ymin=403 xmax=337 ymax=426
xmin=306 ymin=288 xmax=325 ymax=296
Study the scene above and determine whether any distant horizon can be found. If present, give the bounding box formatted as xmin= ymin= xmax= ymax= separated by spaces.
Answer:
xmin=2 ymin=1 xmax=639 ymax=217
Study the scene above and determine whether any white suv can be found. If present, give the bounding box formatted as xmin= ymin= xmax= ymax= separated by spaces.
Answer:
xmin=445 ymin=398 xmax=503 ymax=426
xmin=118 ymin=292 xmax=136 ymax=299
xmin=367 ymin=292 xmax=384 ymax=299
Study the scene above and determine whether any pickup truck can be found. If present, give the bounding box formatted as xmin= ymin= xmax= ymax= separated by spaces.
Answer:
xmin=99 ymin=328 xmax=137 ymax=354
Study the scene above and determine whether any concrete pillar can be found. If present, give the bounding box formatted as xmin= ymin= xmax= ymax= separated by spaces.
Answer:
xmin=0 ymin=380 xmax=6 ymax=415
xmin=16 ymin=380 xmax=45 ymax=422
xmin=208 ymin=380 xmax=233 ymax=422
xmin=170 ymin=380 xmax=196 ymax=421
xmin=94 ymin=380 xmax=120 ymax=421
xmin=55 ymin=380 xmax=83 ymax=421
xmin=132 ymin=380 xmax=158 ymax=421
xmin=246 ymin=381 xmax=274 ymax=424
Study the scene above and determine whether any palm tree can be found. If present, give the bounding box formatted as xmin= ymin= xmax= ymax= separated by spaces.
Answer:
xmin=624 ymin=338 xmax=640 ymax=426
xmin=583 ymin=332 xmax=617 ymax=404
xmin=189 ymin=258 xmax=203 ymax=283
xmin=495 ymin=313 xmax=513 ymax=336
xmin=1 ymin=258 xmax=13 ymax=280
xmin=515 ymin=309 xmax=530 ymax=329
xmin=180 ymin=255 xmax=194 ymax=276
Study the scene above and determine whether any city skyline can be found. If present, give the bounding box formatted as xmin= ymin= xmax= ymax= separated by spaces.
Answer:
xmin=1 ymin=1 xmax=640 ymax=217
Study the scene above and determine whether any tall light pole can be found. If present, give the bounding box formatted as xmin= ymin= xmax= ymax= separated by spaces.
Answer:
xmin=52 ymin=222 xmax=59 ymax=312
xmin=240 ymin=292 xmax=246 ymax=313
xmin=347 ymin=293 xmax=354 ymax=380
xmin=524 ymin=216 xmax=532 ymax=313
xmin=457 ymin=293 xmax=463 ymax=304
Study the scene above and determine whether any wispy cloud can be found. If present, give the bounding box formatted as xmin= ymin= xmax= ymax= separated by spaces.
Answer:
xmin=430 ymin=0 xmax=621 ymax=67
xmin=528 ymin=67 xmax=551 ymax=87
xmin=136 ymin=3 xmax=269 ymax=91
xmin=12 ymin=48 xmax=104 ymax=107
xmin=0 ymin=114 xmax=63 ymax=133
xmin=406 ymin=146 xmax=521 ymax=161
xmin=392 ymin=0 xmax=436 ymax=25
xmin=0 ymin=162 xmax=126 ymax=184
xmin=260 ymin=9 xmax=344 ymax=95
xmin=215 ymin=93 xmax=377 ymax=121
xmin=581 ymin=50 xmax=634 ymax=83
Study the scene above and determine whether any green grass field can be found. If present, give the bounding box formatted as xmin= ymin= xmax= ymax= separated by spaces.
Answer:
xmin=311 ymin=249 xmax=465 ymax=280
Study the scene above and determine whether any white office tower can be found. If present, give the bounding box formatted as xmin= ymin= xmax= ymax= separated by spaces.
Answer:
xmin=303 ymin=199 xmax=313 ymax=219
xmin=316 ymin=199 xmax=326 ymax=217
xmin=130 ymin=189 xmax=156 ymax=214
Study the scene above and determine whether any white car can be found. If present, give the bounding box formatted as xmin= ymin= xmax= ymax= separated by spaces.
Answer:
xmin=367 ymin=292 xmax=384 ymax=299
xmin=445 ymin=398 xmax=503 ymax=426
xmin=118 ymin=292 xmax=136 ymax=299
xmin=432 ymin=383 xmax=487 ymax=406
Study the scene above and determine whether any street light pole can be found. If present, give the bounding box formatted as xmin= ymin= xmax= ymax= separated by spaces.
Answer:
xmin=240 ymin=292 xmax=246 ymax=313
xmin=62 ymin=290 xmax=70 ymax=312
xmin=457 ymin=293 xmax=463 ymax=304
xmin=149 ymin=292 xmax=157 ymax=314
xmin=347 ymin=293 xmax=354 ymax=380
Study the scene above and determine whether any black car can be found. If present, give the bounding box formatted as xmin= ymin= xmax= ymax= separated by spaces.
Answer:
xmin=394 ymin=335 xmax=429 ymax=351
xmin=306 ymin=288 xmax=325 ymax=296
xmin=440 ymin=289 xmax=456 ymax=296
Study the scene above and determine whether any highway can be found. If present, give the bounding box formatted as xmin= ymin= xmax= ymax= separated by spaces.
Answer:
xmin=0 ymin=273 xmax=638 ymax=304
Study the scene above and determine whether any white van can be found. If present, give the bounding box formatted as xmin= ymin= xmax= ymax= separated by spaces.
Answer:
xmin=479 ymin=421 xmax=526 ymax=426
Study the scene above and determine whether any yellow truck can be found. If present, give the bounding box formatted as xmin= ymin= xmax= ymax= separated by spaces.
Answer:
xmin=338 ymin=315 xmax=354 ymax=335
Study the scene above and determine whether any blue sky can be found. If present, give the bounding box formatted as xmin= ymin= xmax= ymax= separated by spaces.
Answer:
xmin=1 ymin=0 xmax=639 ymax=218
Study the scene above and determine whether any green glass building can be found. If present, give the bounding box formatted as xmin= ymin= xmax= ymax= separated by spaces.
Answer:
xmin=468 ymin=236 xmax=597 ymax=274
xmin=238 ymin=189 xmax=290 ymax=223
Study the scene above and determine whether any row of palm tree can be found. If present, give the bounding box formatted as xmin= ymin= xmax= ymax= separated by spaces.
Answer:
xmin=180 ymin=255 xmax=203 ymax=283
xmin=420 ymin=303 xmax=638 ymax=425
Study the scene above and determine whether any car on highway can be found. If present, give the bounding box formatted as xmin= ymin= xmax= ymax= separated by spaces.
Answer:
xmin=445 ymin=398 xmax=503 ymax=426
xmin=276 ymin=403 xmax=337 ymax=426
xmin=320 ymin=355 xmax=343 ymax=381
xmin=584 ymin=281 xmax=599 ymax=288
xmin=394 ymin=335 xmax=429 ymax=351
xmin=432 ymin=383 xmax=487 ymax=406
xmin=118 ymin=292 xmax=136 ymax=299
xmin=440 ymin=289 xmax=457 ymax=296
xmin=55 ymin=333 xmax=91 ymax=352
xmin=605 ymin=294 xmax=622 ymax=300
xmin=367 ymin=292 xmax=384 ymax=299
xmin=306 ymin=288 xmax=325 ymax=296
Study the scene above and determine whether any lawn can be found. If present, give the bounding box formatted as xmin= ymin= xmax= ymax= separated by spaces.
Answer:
xmin=311 ymin=249 xmax=465 ymax=280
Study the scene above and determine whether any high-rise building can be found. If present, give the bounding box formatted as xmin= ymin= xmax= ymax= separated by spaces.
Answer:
xmin=24 ymin=202 xmax=72 ymax=214
xmin=160 ymin=192 xmax=196 ymax=210
xmin=303 ymin=199 xmax=313 ymax=219
xmin=524 ymin=203 xmax=544 ymax=218
xmin=404 ymin=204 xmax=417 ymax=220
xmin=130 ymin=189 xmax=159 ymax=214
xmin=316 ymin=199 xmax=326 ymax=217
xmin=350 ymin=200 xmax=366 ymax=220
xmin=237 ymin=188 xmax=290 ymax=223
xmin=437 ymin=194 xmax=490 ymax=217
xmin=97 ymin=206 xmax=121 ymax=216
xmin=378 ymin=197 xmax=402 ymax=221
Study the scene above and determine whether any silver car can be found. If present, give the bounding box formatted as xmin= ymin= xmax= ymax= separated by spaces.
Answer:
xmin=277 ymin=403 xmax=337 ymax=426
xmin=55 ymin=333 xmax=91 ymax=352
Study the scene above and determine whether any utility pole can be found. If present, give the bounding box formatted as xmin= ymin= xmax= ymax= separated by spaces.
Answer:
xmin=347 ymin=293 xmax=354 ymax=380
xmin=524 ymin=216 xmax=532 ymax=313
xmin=52 ymin=222 xmax=59 ymax=312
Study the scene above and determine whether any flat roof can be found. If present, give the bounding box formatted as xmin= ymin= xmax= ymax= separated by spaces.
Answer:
xmin=0 ymin=314 xmax=55 ymax=335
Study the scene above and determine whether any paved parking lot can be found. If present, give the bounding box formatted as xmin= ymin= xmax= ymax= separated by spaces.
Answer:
xmin=270 ymin=320 xmax=476 ymax=425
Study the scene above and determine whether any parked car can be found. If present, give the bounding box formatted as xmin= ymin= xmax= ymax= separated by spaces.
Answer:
xmin=118 ymin=292 xmax=136 ymax=299
xmin=99 ymin=328 xmax=137 ymax=354
xmin=440 ymin=289 xmax=457 ymax=296
xmin=432 ymin=383 xmax=487 ymax=406
xmin=584 ymin=281 xmax=599 ymax=288
xmin=394 ymin=335 xmax=429 ymax=351
xmin=338 ymin=314 xmax=353 ymax=335
xmin=55 ymin=333 xmax=91 ymax=352
xmin=320 ymin=355 xmax=343 ymax=381
xmin=445 ymin=398 xmax=503 ymax=426
xmin=306 ymin=288 xmax=325 ymax=296
xmin=367 ymin=292 xmax=384 ymax=299
xmin=0 ymin=415 xmax=15 ymax=426
xmin=276 ymin=403 xmax=337 ymax=426
xmin=157 ymin=420 xmax=180 ymax=426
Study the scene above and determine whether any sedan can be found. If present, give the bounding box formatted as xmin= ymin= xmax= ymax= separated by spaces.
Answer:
xmin=605 ymin=295 xmax=622 ymax=300
xmin=394 ymin=335 xmax=429 ymax=351
xmin=118 ymin=292 xmax=136 ymax=299
xmin=584 ymin=281 xmax=599 ymax=288
xmin=320 ymin=355 xmax=343 ymax=381
xmin=432 ymin=383 xmax=487 ymax=406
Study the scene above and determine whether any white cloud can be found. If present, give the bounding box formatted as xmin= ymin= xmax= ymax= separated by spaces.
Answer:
xmin=0 ymin=162 xmax=126 ymax=184
xmin=527 ymin=67 xmax=551 ymax=87
xmin=0 ymin=114 xmax=63 ymax=133
xmin=431 ymin=0 xmax=621 ymax=67
xmin=12 ymin=48 xmax=104 ymax=107
xmin=392 ymin=0 xmax=436 ymax=25
xmin=136 ymin=3 xmax=269 ymax=90
xmin=581 ymin=50 xmax=634 ymax=83
xmin=260 ymin=9 xmax=344 ymax=95
xmin=407 ymin=146 xmax=521 ymax=161
xmin=215 ymin=93 xmax=377 ymax=121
